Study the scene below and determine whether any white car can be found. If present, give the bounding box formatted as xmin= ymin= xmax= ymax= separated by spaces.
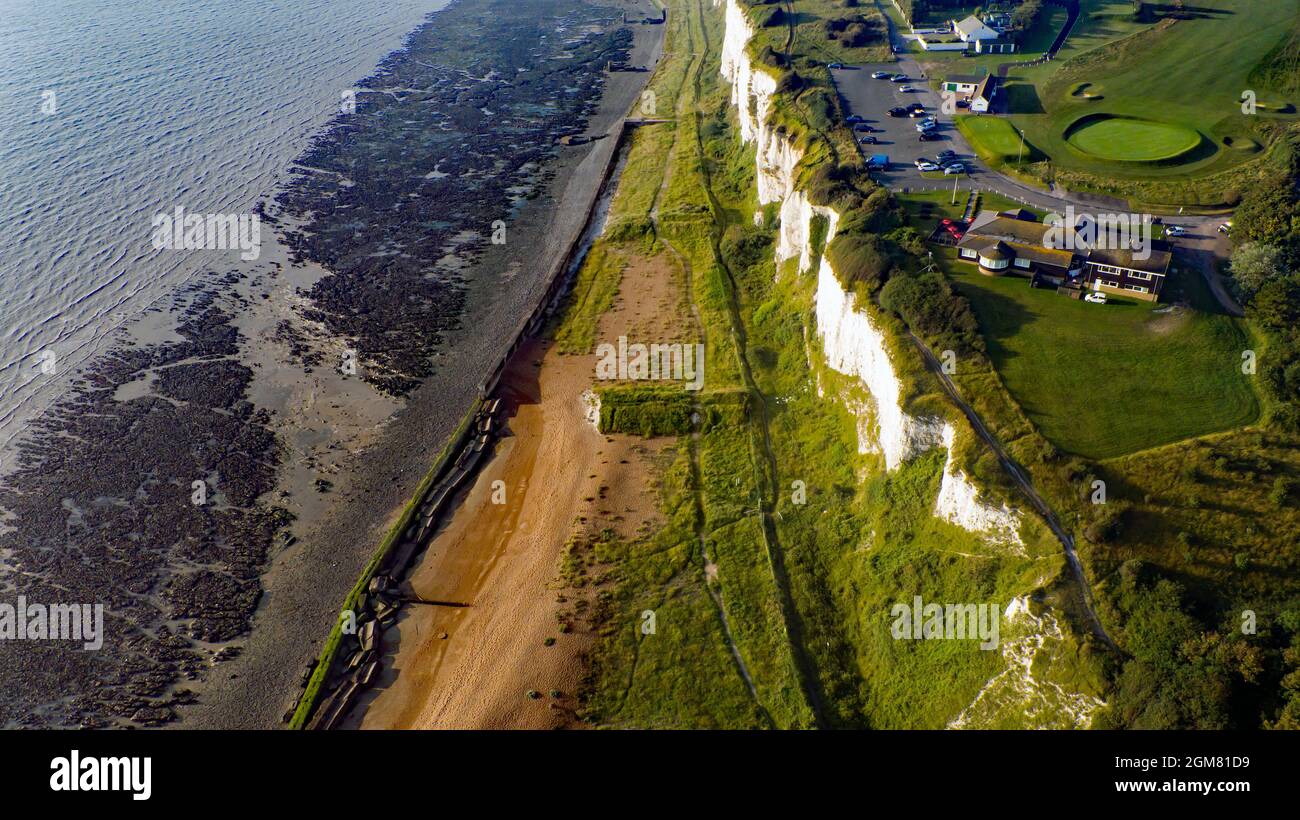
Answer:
xmin=917 ymin=162 xmax=941 ymax=172
xmin=1165 ymin=225 xmax=1186 ymax=237
xmin=1084 ymin=292 xmax=1107 ymax=304
xmin=916 ymin=121 xmax=938 ymax=132
xmin=943 ymin=163 xmax=965 ymax=175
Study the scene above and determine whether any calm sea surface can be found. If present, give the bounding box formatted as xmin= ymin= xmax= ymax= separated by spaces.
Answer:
xmin=0 ymin=0 xmax=448 ymax=450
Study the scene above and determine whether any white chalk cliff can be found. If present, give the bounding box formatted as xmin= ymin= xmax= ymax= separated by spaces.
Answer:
xmin=719 ymin=0 xmax=1020 ymax=544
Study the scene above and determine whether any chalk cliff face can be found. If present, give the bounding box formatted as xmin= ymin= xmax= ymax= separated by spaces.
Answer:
xmin=815 ymin=261 xmax=946 ymax=470
xmin=933 ymin=426 xmax=1023 ymax=547
xmin=719 ymin=0 xmax=1020 ymax=544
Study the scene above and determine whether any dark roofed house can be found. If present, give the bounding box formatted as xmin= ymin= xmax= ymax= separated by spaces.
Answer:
xmin=1082 ymin=245 xmax=1174 ymax=302
xmin=998 ymin=208 xmax=1036 ymax=221
xmin=942 ymin=74 xmax=999 ymax=112
xmin=972 ymin=74 xmax=999 ymax=112
xmin=956 ymin=211 xmax=1083 ymax=282
xmin=954 ymin=210 xmax=1174 ymax=301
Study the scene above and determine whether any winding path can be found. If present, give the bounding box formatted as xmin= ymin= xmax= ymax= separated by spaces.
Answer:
xmin=907 ymin=330 xmax=1120 ymax=653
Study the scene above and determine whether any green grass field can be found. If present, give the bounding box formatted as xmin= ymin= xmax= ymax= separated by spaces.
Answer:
xmin=949 ymin=269 xmax=1260 ymax=459
xmin=1064 ymin=115 xmax=1203 ymax=162
xmin=938 ymin=1 xmax=1300 ymax=204
xmin=956 ymin=115 xmax=1046 ymax=163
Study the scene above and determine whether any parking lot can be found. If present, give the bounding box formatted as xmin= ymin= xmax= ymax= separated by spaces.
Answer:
xmin=830 ymin=64 xmax=976 ymax=187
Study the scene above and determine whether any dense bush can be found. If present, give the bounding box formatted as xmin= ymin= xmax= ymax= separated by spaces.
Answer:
xmin=1229 ymin=134 xmax=1300 ymax=426
xmin=828 ymin=232 xmax=894 ymax=291
xmin=1097 ymin=568 xmax=1267 ymax=729
xmin=823 ymin=15 xmax=883 ymax=48
xmin=878 ymin=267 xmax=983 ymax=356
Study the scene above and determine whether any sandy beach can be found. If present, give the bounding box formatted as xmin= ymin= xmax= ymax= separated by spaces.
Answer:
xmin=347 ymin=229 xmax=692 ymax=728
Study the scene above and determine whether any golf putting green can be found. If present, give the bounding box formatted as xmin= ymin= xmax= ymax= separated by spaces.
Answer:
xmin=1064 ymin=114 xmax=1202 ymax=162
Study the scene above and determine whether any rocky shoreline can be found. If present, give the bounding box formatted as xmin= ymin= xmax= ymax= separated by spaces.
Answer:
xmin=0 ymin=0 xmax=663 ymax=728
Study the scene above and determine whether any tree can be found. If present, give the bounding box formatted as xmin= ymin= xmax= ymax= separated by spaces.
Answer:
xmin=1249 ymin=274 xmax=1300 ymax=329
xmin=1012 ymin=0 xmax=1044 ymax=29
xmin=1229 ymin=241 xmax=1290 ymax=302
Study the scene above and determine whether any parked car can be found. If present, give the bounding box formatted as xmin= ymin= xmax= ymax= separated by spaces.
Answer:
xmin=888 ymin=106 xmax=909 ymax=117
xmin=937 ymin=149 xmax=957 ymax=160
xmin=1084 ymin=292 xmax=1107 ymax=304
xmin=916 ymin=121 xmax=938 ymax=132
xmin=918 ymin=131 xmax=943 ymax=142
xmin=1218 ymin=221 xmax=1233 ymax=235
xmin=853 ymin=123 xmax=873 ymax=131
xmin=956 ymin=99 xmax=970 ymax=109
xmin=858 ymin=135 xmax=878 ymax=144
xmin=908 ymin=108 xmax=928 ymax=117
xmin=943 ymin=163 xmax=966 ymax=175
xmin=907 ymin=101 xmax=925 ymax=110
xmin=939 ymin=157 xmax=964 ymax=169
xmin=917 ymin=162 xmax=941 ymax=172
xmin=1165 ymin=225 xmax=1186 ymax=237
xmin=871 ymin=70 xmax=891 ymax=79
xmin=899 ymin=85 xmax=917 ymax=93
xmin=846 ymin=114 xmax=864 ymax=124
xmin=891 ymin=74 xmax=908 ymax=82
xmin=827 ymin=63 xmax=844 ymax=69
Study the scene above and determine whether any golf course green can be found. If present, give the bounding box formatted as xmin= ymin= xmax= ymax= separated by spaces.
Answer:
xmin=1063 ymin=114 xmax=1203 ymax=162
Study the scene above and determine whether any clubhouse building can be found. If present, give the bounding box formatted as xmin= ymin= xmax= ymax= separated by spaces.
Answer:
xmin=954 ymin=210 xmax=1174 ymax=301
xmin=941 ymin=73 xmax=1000 ymax=113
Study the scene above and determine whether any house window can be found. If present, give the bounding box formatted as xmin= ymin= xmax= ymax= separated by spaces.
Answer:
xmin=1013 ymin=257 xmax=1030 ymax=268
xmin=1124 ymin=284 xmax=1149 ymax=293
xmin=1125 ymin=270 xmax=1152 ymax=281
xmin=960 ymin=248 xmax=977 ymax=258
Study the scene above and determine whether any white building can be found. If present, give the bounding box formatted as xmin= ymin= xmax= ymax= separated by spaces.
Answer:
xmin=952 ymin=15 xmax=1000 ymax=43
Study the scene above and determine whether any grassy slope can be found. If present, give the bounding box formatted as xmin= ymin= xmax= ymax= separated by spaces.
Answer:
xmin=897 ymin=181 xmax=1300 ymax=728
xmin=582 ymin=0 xmax=1300 ymax=732
xmin=576 ymin=0 xmax=1107 ymax=729
xmin=950 ymin=267 xmax=1260 ymax=459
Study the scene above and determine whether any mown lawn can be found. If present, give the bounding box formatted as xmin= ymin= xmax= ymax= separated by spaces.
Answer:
xmin=956 ymin=115 xmax=1046 ymax=163
xmin=1065 ymin=115 xmax=1203 ymax=162
xmin=1002 ymin=0 xmax=1300 ymax=192
xmin=950 ymin=269 xmax=1260 ymax=459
